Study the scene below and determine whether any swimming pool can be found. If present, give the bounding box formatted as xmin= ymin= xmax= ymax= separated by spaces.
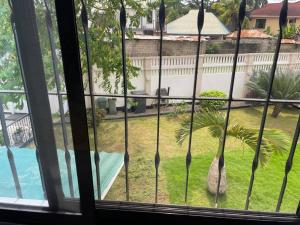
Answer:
xmin=0 ymin=147 xmax=124 ymax=200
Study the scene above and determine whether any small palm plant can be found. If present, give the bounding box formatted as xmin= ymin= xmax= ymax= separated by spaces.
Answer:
xmin=247 ymin=70 xmax=300 ymax=118
xmin=176 ymin=109 xmax=289 ymax=194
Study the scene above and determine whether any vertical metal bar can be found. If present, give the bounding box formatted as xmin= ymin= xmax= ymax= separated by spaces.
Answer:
xmin=245 ymin=0 xmax=288 ymax=210
xmin=214 ymin=0 xmax=246 ymax=207
xmin=43 ymin=0 xmax=74 ymax=198
xmin=11 ymin=0 xmax=65 ymax=209
xmin=184 ymin=0 xmax=204 ymax=204
xmin=0 ymin=99 xmax=22 ymax=198
xmin=80 ymin=0 xmax=101 ymax=200
xmin=8 ymin=0 xmax=46 ymax=198
xmin=120 ymin=0 xmax=130 ymax=201
xmin=154 ymin=0 xmax=165 ymax=204
xmin=276 ymin=113 xmax=300 ymax=212
xmin=55 ymin=0 xmax=95 ymax=221
xmin=297 ymin=201 xmax=300 ymax=217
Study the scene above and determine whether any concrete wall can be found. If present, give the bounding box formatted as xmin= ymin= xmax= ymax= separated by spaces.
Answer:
xmin=127 ymin=38 xmax=300 ymax=58
xmin=7 ymin=52 xmax=300 ymax=114
xmin=126 ymin=39 xmax=207 ymax=57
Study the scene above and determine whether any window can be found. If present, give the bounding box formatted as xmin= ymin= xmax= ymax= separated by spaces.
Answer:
xmin=289 ymin=18 xmax=296 ymax=24
xmin=255 ymin=19 xmax=266 ymax=29
xmin=146 ymin=11 xmax=153 ymax=24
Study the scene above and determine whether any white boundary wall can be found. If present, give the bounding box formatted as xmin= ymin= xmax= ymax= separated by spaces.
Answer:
xmin=7 ymin=52 xmax=300 ymax=113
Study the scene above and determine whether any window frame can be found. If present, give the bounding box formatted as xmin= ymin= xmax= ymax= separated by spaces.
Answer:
xmin=255 ymin=18 xmax=266 ymax=29
xmin=289 ymin=18 xmax=296 ymax=24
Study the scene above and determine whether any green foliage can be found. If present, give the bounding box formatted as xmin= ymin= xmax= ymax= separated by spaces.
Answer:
xmin=176 ymin=108 xmax=289 ymax=165
xmin=0 ymin=0 xmax=64 ymax=108
xmin=264 ymin=26 xmax=274 ymax=36
xmin=0 ymin=133 xmax=4 ymax=146
xmin=205 ymin=43 xmax=221 ymax=54
xmin=211 ymin=0 xmax=253 ymax=31
xmin=247 ymin=70 xmax=300 ymax=117
xmin=200 ymin=90 xmax=227 ymax=110
xmin=150 ymin=0 xmax=189 ymax=23
xmin=0 ymin=0 xmax=24 ymax=109
xmin=78 ymin=0 xmax=145 ymax=94
xmin=127 ymin=98 xmax=138 ymax=111
xmin=167 ymin=101 xmax=189 ymax=120
xmin=211 ymin=0 xmax=241 ymax=31
xmin=242 ymin=17 xmax=250 ymax=29
xmin=86 ymin=108 xmax=106 ymax=127
xmin=247 ymin=70 xmax=300 ymax=99
xmin=1 ymin=0 xmax=146 ymax=109
xmin=283 ymin=23 xmax=300 ymax=40
xmin=14 ymin=127 xmax=24 ymax=134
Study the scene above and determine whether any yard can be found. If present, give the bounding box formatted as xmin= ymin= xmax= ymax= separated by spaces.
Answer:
xmin=53 ymin=105 xmax=300 ymax=213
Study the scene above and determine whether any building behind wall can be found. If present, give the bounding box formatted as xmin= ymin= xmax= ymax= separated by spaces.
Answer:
xmin=249 ymin=1 xmax=300 ymax=34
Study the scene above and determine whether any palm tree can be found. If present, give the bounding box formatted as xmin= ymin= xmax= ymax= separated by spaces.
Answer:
xmin=211 ymin=0 xmax=240 ymax=31
xmin=176 ymin=109 xmax=289 ymax=194
xmin=247 ymin=70 xmax=300 ymax=118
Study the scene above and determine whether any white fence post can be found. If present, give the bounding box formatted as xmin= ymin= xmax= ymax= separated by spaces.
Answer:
xmin=196 ymin=55 xmax=205 ymax=95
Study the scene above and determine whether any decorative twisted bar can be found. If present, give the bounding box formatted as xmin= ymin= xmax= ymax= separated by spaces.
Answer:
xmin=184 ymin=0 xmax=204 ymax=204
xmin=276 ymin=113 xmax=299 ymax=212
xmin=154 ymin=0 xmax=165 ymax=203
xmin=120 ymin=0 xmax=130 ymax=201
xmin=80 ymin=0 xmax=102 ymax=200
xmin=44 ymin=0 xmax=74 ymax=198
xmin=245 ymin=0 xmax=288 ymax=210
xmin=214 ymin=0 xmax=246 ymax=207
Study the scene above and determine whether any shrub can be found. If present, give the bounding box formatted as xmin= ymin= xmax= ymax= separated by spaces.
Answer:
xmin=205 ymin=43 xmax=221 ymax=54
xmin=247 ymin=70 xmax=300 ymax=117
xmin=283 ymin=23 xmax=300 ymax=39
xmin=86 ymin=108 xmax=106 ymax=127
xmin=200 ymin=90 xmax=227 ymax=110
xmin=168 ymin=101 xmax=189 ymax=120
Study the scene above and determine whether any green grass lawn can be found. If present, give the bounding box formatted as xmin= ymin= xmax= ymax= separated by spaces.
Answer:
xmin=52 ymin=106 xmax=300 ymax=213
xmin=163 ymin=147 xmax=300 ymax=213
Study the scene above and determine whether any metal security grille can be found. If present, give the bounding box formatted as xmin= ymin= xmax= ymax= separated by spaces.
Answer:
xmin=0 ymin=0 xmax=299 ymax=222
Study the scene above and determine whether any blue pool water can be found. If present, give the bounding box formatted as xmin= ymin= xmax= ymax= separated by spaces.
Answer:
xmin=0 ymin=147 xmax=124 ymax=200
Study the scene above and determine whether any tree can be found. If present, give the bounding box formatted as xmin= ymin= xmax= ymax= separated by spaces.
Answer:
xmin=78 ymin=0 xmax=144 ymax=94
xmin=0 ymin=0 xmax=146 ymax=108
xmin=211 ymin=0 xmax=254 ymax=31
xmin=0 ymin=0 xmax=24 ymax=109
xmin=247 ymin=70 xmax=300 ymax=118
xmin=252 ymin=0 xmax=268 ymax=9
xmin=184 ymin=0 xmax=217 ymax=11
xmin=0 ymin=0 xmax=65 ymax=108
xmin=150 ymin=0 xmax=189 ymax=23
xmin=211 ymin=0 xmax=241 ymax=31
xmin=176 ymin=108 xmax=289 ymax=194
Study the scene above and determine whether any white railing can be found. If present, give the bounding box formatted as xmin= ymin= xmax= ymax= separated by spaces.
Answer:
xmin=131 ymin=52 xmax=300 ymax=77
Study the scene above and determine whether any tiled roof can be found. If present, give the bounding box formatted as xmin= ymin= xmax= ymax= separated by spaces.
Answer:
xmin=250 ymin=1 xmax=300 ymax=17
xmin=226 ymin=29 xmax=272 ymax=39
xmin=166 ymin=10 xmax=229 ymax=36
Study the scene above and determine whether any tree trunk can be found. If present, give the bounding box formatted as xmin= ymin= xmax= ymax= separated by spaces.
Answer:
xmin=271 ymin=103 xmax=284 ymax=118
xmin=207 ymin=157 xmax=227 ymax=195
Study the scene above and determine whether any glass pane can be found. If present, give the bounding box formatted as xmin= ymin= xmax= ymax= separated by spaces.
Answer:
xmin=0 ymin=0 xmax=80 ymax=208
xmin=73 ymin=0 xmax=299 ymax=215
